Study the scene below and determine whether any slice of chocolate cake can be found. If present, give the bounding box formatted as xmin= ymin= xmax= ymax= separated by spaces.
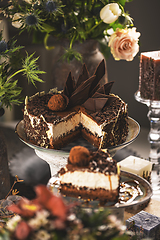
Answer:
xmin=23 ymin=60 xmax=129 ymax=150
xmin=139 ymin=50 xmax=160 ymax=100
xmin=58 ymin=146 xmax=120 ymax=203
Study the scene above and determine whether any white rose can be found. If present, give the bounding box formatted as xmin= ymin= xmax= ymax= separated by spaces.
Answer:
xmin=100 ymin=3 xmax=121 ymax=24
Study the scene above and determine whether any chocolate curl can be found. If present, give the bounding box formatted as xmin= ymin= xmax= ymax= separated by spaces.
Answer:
xmin=63 ymin=72 xmax=75 ymax=98
xmin=83 ymin=97 xmax=108 ymax=112
xmin=89 ymin=59 xmax=105 ymax=97
xmin=76 ymin=63 xmax=90 ymax=87
xmin=68 ymin=75 xmax=96 ymax=108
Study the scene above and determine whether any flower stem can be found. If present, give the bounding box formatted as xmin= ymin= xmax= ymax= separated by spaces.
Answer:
xmin=6 ymin=69 xmax=25 ymax=83
xmin=70 ymin=35 xmax=76 ymax=49
xmin=86 ymin=19 xmax=103 ymax=34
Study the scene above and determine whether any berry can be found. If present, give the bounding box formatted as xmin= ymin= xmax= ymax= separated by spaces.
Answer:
xmin=0 ymin=40 xmax=7 ymax=53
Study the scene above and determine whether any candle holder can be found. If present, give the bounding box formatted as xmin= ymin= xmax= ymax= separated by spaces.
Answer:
xmin=135 ymin=91 xmax=160 ymax=165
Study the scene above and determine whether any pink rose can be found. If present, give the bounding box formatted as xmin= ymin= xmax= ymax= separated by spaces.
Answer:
xmin=108 ymin=27 xmax=140 ymax=61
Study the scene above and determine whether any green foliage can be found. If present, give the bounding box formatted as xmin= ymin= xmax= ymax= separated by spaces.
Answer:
xmin=0 ymin=32 xmax=45 ymax=109
xmin=1 ymin=0 xmax=135 ymax=61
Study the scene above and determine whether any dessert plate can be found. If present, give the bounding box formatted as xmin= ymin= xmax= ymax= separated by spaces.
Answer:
xmin=15 ymin=117 xmax=140 ymax=176
xmin=48 ymin=170 xmax=152 ymax=210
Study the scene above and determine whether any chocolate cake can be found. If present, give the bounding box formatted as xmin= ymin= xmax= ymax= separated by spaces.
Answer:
xmin=139 ymin=50 xmax=160 ymax=100
xmin=58 ymin=146 xmax=120 ymax=203
xmin=23 ymin=60 xmax=129 ymax=150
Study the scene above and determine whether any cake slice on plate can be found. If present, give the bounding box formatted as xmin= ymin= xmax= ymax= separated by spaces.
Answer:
xmin=58 ymin=146 xmax=120 ymax=203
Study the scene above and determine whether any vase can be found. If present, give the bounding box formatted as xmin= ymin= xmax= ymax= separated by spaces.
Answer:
xmin=49 ymin=39 xmax=108 ymax=90
xmin=0 ymin=108 xmax=10 ymax=199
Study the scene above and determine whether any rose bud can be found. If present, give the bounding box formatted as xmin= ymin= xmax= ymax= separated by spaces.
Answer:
xmin=100 ymin=3 xmax=121 ymax=24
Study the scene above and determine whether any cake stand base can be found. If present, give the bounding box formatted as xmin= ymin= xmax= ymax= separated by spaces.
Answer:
xmin=35 ymin=149 xmax=68 ymax=176
xmin=135 ymin=91 xmax=160 ymax=165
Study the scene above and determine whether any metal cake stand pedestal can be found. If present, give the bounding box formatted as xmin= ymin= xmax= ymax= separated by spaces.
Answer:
xmin=135 ymin=91 xmax=160 ymax=165
xmin=35 ymin=149 xmax=68 ymax=176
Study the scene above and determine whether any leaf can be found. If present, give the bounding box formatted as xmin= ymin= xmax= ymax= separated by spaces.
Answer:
xmin=41 ymin=22 xmax=56 ymax=33
xmin=99 ymin=40 xmax=111 ymax=60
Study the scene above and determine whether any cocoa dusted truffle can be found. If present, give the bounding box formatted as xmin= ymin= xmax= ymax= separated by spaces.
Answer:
xmin=48 ymin=94 xmax=68 ymax=111
xmin=68 ymin=146 xmax=90 ymax=167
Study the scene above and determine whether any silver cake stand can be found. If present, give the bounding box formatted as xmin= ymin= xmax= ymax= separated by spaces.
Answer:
xmin=16 ymin=117 xmax=140 ymax=176
xmin=135 ymin=91 xmax=160 ymax=165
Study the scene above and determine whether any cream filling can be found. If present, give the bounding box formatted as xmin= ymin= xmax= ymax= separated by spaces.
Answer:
xmin=47 ymin=113 xmax=81 ymax=140
xmin=60 ymin=171 xmax=119 ymax=190
xmin=81 ymin=112 xmax=103 ymax=137
xmin=24 ymin=105 xmax=104 ymax=141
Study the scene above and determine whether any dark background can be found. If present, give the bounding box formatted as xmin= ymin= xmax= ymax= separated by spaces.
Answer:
xmin=108 ymin=0 xmax=160 ymax=129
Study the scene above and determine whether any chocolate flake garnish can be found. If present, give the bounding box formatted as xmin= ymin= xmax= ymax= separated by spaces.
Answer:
xmin=76 ymin=64 xmax=89 ymax=87
xmin=83 ymin=98 xmax=109 ymax=112
xmin=89 ymin=59 xmax=105 ymax=97
xmin=62 ymin=59 xmax=115 ymax=111
xmin=68 ymin=75 xmax=96 ymax=108
xmin=97 ymin=81 xmax=114 ymax=95
xmin=63 ymin=72 xmax=75 ymax=98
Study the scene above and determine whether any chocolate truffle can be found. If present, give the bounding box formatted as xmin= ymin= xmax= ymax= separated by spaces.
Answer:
xmin=68 ymin=146 xmax=90 ymax=167
xmin=48 ymin=94 xmax=67 ymax=111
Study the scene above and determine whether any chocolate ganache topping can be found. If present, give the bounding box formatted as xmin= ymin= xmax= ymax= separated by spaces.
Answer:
xmin=48 ymin=59 xmax=116 ymax=112
xmin=59 ymin=146 xmax=117 ymax=174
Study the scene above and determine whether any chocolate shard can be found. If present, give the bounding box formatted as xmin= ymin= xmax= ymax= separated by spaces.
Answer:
xmin=107 ymin=95 xmax=118 ymax=104
xmin=83 ymin=98 xmax=108 ymax=112
xmin=68 ymin=75 xmax=96 ymax=108
xmin=63 ymin=72 xmax=76 ymax=98
xmin=89 ymin=59 xmax=105 ymax=97
xmin=63 ymin=60 xmax=114 ymax=111
xmin=76 ymin=63 xmax=90 ymax=87
xmin=97 ymin=81 xmax=114 ymax=95
xmin=92 ymin=92 xmax=109 ymax=99
xmin=89 ymin=83 xmax=101 ymax=97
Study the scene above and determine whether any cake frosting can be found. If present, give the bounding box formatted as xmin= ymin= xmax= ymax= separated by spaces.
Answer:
xmin=58 ymin=146 xmax=120 ymax=203
xmin=23 ymin=60 xmax=129 ymax=149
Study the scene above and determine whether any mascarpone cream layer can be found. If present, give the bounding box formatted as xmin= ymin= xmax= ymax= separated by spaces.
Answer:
xmin=81 ymin=112 xmax=103 ymax=137
xmin=60 ymin=171 xmax=119 ymax=190
xmin=47 ymin=112 xmax=81 ymax=139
